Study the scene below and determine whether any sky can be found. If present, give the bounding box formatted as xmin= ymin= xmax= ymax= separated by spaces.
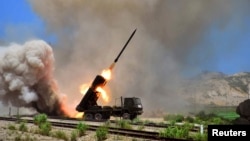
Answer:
xmin=185 ymin=19 xmax=250 ymax=76
xmin=0 ymin=0 xmax=56 ymax=44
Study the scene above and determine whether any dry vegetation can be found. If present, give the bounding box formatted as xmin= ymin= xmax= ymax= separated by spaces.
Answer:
xmin=0 ymin=119 xmax=154 ymax=141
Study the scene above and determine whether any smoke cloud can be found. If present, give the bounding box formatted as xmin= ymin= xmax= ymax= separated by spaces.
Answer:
xmin=0 ymin=40 xmax=67 ymax=116
xmin=27 ymin=0 xmax=249 ymax=116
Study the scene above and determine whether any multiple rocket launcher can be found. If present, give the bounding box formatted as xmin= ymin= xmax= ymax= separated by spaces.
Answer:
xmin=76 ymin=29 xmax=137 ymax=112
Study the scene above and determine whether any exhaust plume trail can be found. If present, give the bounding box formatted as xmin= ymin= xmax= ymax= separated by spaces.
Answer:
xmin=0 ymin=40 xmax=68 ymax=116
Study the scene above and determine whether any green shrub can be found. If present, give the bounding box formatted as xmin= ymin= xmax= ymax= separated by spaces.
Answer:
xmin=164 ymin=114 xmax=185 ymax=122
xmin=194 ymin=110 xmax=233 ymax=125
xmin=191 ymin=133 xmax=207 ymax=141
xmin=196 ymin=111 xmax=217 ymax=121
xmin=159 ymin=124 xmax=191 ymax=139
xmin=132 ymin=117 xmax=142 ymax=124
xmin=19 ymin=122 xmax=28 ymax=132
xmin=185 ymin=116 xmax=195 ymax=123
xmin=116 ymin=119 xmax=132 ymax=129
xmin=96 ymin=126 xmax=108 ymax=141
xmin=34 ymin=113 xmax=47 ymax=126
xmin=39 ymin=122 xmax=51 ymax=136
xmin=169 ymin=120 xmax=176 ymax=126
xmin=76 ymin=122 xmax=88 ymax=136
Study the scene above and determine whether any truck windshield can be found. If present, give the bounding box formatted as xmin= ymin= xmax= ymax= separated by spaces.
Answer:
xmin=134 ymin=98 xmax=141 ymax=105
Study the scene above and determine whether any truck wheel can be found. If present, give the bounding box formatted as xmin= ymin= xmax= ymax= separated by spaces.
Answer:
xmin=94 ymin=113 xmax=102 ymax=121
xmin=103 ymin=112 xmax=110 ymax=120
xmin=84 ymin=113 xmax=93 ymax=121
xmin=130 ymin=114 xmax=137 ymax=120
xmin=122 ymin=113 xmax=130 ymax=120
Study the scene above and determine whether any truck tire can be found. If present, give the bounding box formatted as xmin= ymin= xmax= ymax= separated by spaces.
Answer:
xmin=84 ymin=113 xmax=93 ymax=121
xmin=130 ymin=114 xmax=137 ymax=120
xmin=122 ymin=113 xmax=130 ymax=120
xmin=94 ymin=113 xmax=102 ymax=121
xmin=102 ymin=112 xmax=111 ymax=120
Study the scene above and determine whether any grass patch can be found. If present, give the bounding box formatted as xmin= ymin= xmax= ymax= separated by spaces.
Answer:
xmin=39 ymin=121 xmax=52 ymax=136
xmin=163 ymin=114 xmax=185 ymax=122
xmin=116 ymin=119 xmax=132 ymax=129
xmin=76 ymin=122 xmax=88 ymax=136
xmin=70 ymin=130 xmax=78 ymax=141
xmin=34 ymin=114 xmax=47 ymax=126
xmin=52 ymin=130 xmax=69 ymax=141
xmin=96 ymin=126 xmax=108 ymax=141
xmin=8 ymin=124 xmax=16 ymax=130
xmin=159 ymin=123 xmax=193 ymax=139
xmin=19 ymin=122 xmax=28 ymax=132
xmin=215 ymin=112 xmax=239 ymax=120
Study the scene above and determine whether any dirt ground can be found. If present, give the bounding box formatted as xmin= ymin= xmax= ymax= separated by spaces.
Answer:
xmin=0 ymin=119 xmax=159 ymax=141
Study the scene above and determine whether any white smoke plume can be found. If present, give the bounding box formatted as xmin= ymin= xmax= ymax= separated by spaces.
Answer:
xmin=0 ymin=40 xmax=67 ymax=116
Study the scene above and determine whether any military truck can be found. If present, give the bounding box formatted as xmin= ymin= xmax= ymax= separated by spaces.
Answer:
xmin=75 ymin=75 xmax=143 ymax=121
xmin=75 ymin=29 xmax=143 ymax=120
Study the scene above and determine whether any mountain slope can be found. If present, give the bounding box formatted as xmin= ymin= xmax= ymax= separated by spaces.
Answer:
xmin=182 ymin=72 xmax=250 ymax=106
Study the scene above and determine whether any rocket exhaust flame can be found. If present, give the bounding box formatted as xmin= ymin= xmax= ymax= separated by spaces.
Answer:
xmin=96 ymin=87 xmax=109 ymax=102
xmin=79 ymin=69 xmax=111 ymax=103
xmin=101 ymin=69 xmax=112 ymax=80
xmin=109 ymin=62 xmax=115 ymax=71
xmin=76 ymin=29 xmax=137 ymax=116
xmin=79 ymin=84 xmax=109 ymax=103
xmin=79 ymin=83 xmax=90 ymax=95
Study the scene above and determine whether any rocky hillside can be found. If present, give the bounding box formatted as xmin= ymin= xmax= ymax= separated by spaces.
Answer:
xmin=181 ymin=72 xmax=250 ymax=107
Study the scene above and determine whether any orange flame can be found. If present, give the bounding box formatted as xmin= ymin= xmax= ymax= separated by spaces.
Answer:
xmin=79 ymin=82 xmax=109 ymax=103
xmin=101 ymin=69 xmax=111 ymax=80
xmin=75 ymin=112 xmax=84 ymax=118
xmin=79 ymin=83 xmax=90 ymax=95
xmin=76 ymin=67 xmax=112 ymax=118
xmin=96 ymin=87 xmax=109 ymax=102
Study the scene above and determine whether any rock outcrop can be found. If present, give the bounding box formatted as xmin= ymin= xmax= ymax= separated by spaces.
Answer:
xmin=233 ymin=99 xmax=250 ymax=124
